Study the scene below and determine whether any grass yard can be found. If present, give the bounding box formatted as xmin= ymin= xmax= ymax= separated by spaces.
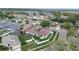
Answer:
xmin=32 ymin=32 xmax=59 ymax=51
xmin=0 ymin=29 xmax=5 ymax=35
xmin=18 ymin=33 xmax=36 ymax=51
xmin=0 ymin=29 xmax=11 ymax=36
xmin=18 ymin=33 xmax=32 ymax=44
xmin=20 ymin=32 xmax=59 ymax=51
xmin=0 ymin=45 xmax=9 ymax=51
xmin=33 ymin=33 xmax=52 ymax=42
xmin=21 ymin=41 xmax=37 ymax=51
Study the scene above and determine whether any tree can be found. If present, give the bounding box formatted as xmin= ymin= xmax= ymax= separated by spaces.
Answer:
xmin=62 ymin=22 xmax=71 ymax=29
xmin=26 ymin=13 xmax=29 ymax=16
xmin=66 ymin=27 xmax=77 ymax=50
xmin=8 ymin=15 xmax=15 ymax=19
xmin=61 ymin=22 xmax=78 ymax=50
xmin=25 ymin=20 xmax=29 ymax=24
xmin=61 ymin=12 xmax=70 ymax=16
xmin=68 ymin=42 xmax=77 ymax=50
xmin=53 ymin=12 xmax=61 ymax=19
xmin=40 ymin=20 xmax=51 ymax=27
xmin=39 ymin=12 xmax=44 ymax=15
xmin=33 ymin=12 xmax=36 ymax=16
xmin=67 ymin=27 xmax=77 ymax=37
xmin=0 ymin=11 xmax=15 ymax=19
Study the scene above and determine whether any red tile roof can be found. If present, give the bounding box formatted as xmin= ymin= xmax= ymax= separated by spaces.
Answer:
xmin=36 ymin=28 xmax=51 ymax=36
xmin=21 ymin=24 xmax=33 ymax=32
xmin=21 ymin=24 xmax=51 ymax=36
xmin=25 ymin=25 xmax=38 ymax=34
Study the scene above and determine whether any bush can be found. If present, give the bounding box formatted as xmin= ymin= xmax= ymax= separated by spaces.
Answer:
xmin=0 ymin=45 xmax=9 ymax=51
xmin=40 ymin=20 xmax=51 ymax=27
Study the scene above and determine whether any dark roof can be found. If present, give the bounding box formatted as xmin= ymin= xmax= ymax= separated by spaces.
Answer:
xmin=0 ymin=22 xmax=10 ymax=28
xmin=0 ymin=22 xmax=20 ymax=31
xmin=7 ymin=23 xmax=20 ymax=30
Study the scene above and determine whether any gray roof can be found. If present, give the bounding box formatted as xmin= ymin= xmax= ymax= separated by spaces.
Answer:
xmin=7 ymin=23 xmax=20 ymax=31
xmin=0 ymin=22 xmax=21 ymax=31
xmin=0 ymin=22 xmax=10 ymax=28
xmin=2 ymin=35 xmax=21 ymax=47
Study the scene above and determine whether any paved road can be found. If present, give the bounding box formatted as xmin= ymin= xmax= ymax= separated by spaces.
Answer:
xmin=59 ymin=28 xmax=68 ymax=41
xmin=41 ymin=28 xmax=68 ymax=51
xmin=41 ymin=44 xmax=58 ymax=51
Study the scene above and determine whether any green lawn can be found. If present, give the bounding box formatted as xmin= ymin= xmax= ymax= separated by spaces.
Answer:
xmin=18 ymin=33 xmax=35 ymax=50
xmin=18 ymin=33 xmax=32 ymax=44
xmin=0 ymin=29 xmax=10 ymax=35
xmin=20 ymin=32 xmax=59 ymax=51
xmin=49 ymin=32 xmax=55 ymax=41
xmin=33 ymin=33 xmax=52 ymax=42
xmin=0 ymin=45 xmax=9 ymax=51
xmin=21 ymin=41 xmax=37 ymax=51
xmin=0 ymin=29 xmax=5 ymax=35
xmin=32 ymin=32 xmax=59 ymax=51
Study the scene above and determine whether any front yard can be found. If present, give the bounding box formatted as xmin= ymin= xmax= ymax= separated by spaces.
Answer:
xmin=0 ymin=28 xmax=5 ymax=35
xmin=21 ymin=41 xmax=37 ymax=51
xmin=0 ymin=45 xmax=9 ymax=51
xmin=19 ymin=32 xmax=59 ymax=51
xmin=33 ymin=33 xmax=52 ymax=41
xmin=0 ymin=28 xmax=12 ymax=36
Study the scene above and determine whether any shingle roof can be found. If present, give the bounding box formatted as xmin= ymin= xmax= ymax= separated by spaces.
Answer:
xmin=0 ymin=22 xmax=20 ymax=31
xmin=21 ymin=24 xmax=33 ymax=32
xmin=0 ymin=22 xmax=10 ymax=28
xmin=21 ymin=24 xmax=51 ymax=36
xmin=2 ymin=35 xmax=21 ymax=47
xmin=7 ymin=23 xmax=20 ymax=31
xmin=36 ymin=28 xmax=51 ymax=36
xmin=25 ymin=25 xmax=38 ymax=35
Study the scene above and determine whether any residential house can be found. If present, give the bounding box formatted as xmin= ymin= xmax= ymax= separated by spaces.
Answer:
xmin=21 ymin=24 xmax=39 ymax=35
xmin=60 ymin=15 xmax=68 ymax=19
xmin=0 ymin=22 xmax=21 ymax=31
xmin=53 ymin=22 xmax=60 ymax=32
xmin=36 ymin=28 xmax=51 ymax=38
xmin=2 ymin=35 xmax=21 ymax=51
xmin=25 ymin=25 xmax=39 ymax=35
xmin=29 ymin=15 xmax=45 ymax=21
xmin=21 ymin=24 xmax=33 ymax=32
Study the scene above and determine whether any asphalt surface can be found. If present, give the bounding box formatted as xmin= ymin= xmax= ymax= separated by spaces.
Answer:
xmin=41 ymin=28 xmax=68 ymax=51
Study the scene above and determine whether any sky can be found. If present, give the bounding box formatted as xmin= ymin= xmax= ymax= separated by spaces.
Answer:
xmin=0 ymin=0 xmax=79 ymax=8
